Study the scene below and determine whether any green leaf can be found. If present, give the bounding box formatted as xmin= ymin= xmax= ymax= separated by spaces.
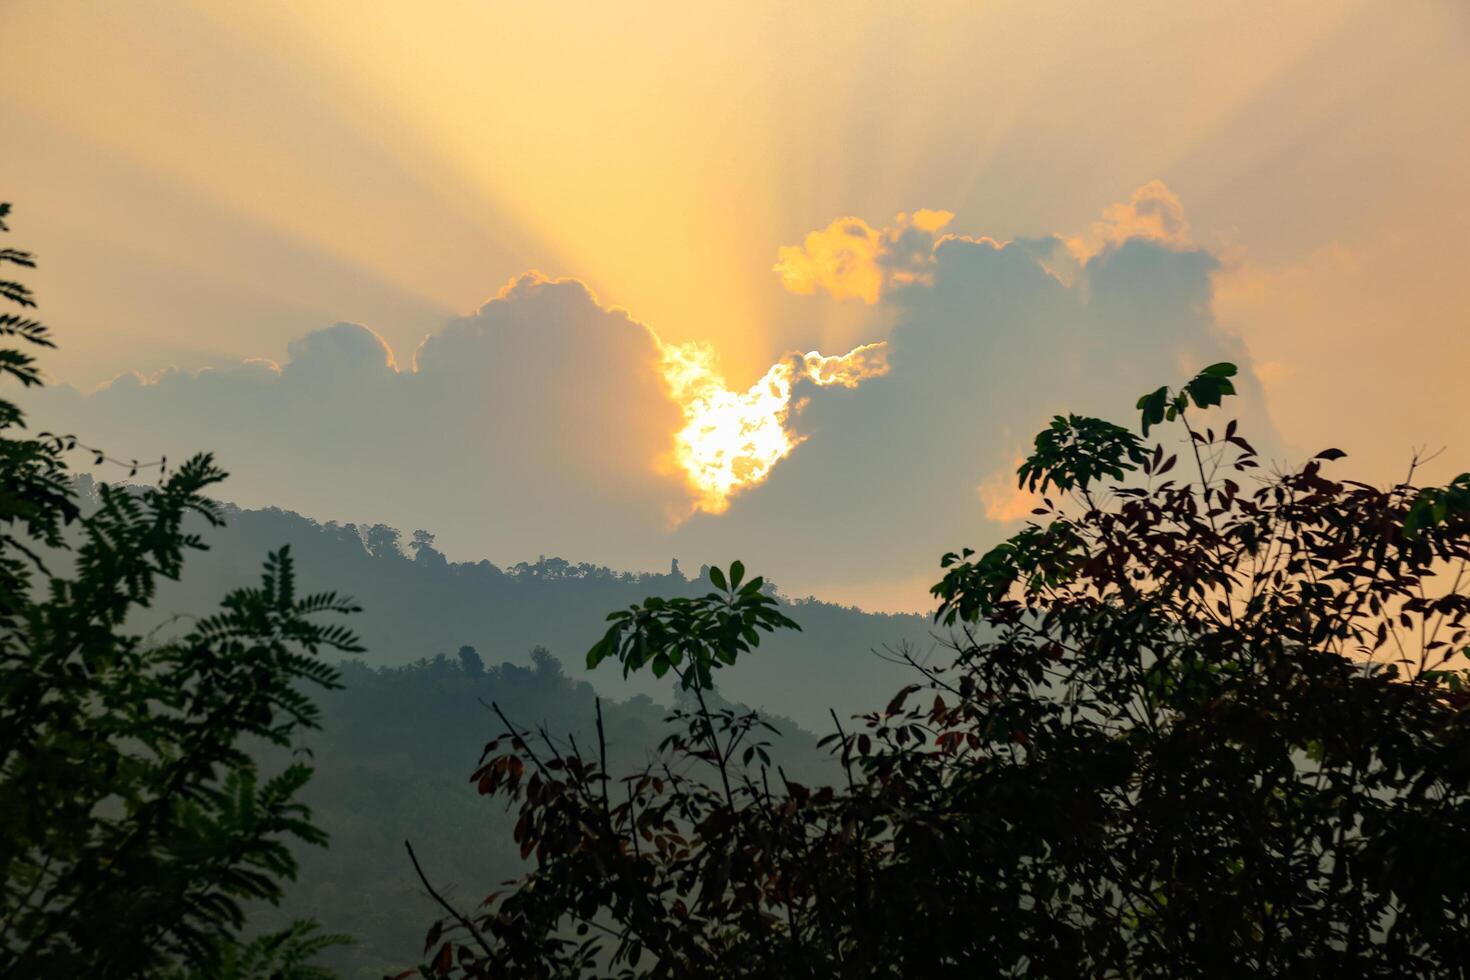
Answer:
xmin=1136 ymin=387 xmax=1167 ymax=436
xmin=1020 ymin=415 xmax=1145 ymax=493
xmin=1183 ymin=365 xmax=1237 ymax=411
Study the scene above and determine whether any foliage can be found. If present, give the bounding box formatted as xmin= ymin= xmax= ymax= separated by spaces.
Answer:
xmin=1016 ymin=413 xmax=1145 ymax=494
xmin=171 ymin=920 xmax=353 ymax=980
xmin=587 ymin=560 xmax=799 ymax=691
xmin=1134 ymin=359 xmax=1237 ymax=436
xmin=0 ymin=204 xmax=360 ymax=977
xmin=244 ymin=648 xmax=829 ymax=977
xmin=410 ymin=360 xmax=1470 ymax=978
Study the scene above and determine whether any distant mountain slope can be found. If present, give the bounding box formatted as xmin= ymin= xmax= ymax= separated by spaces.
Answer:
xmin=248 ymin=652 xmax=836 ymax=977
xmin=97 ymin=479 xmax=935 ymax=728
xmin=61 ymin=479 xmax=862 ymax=973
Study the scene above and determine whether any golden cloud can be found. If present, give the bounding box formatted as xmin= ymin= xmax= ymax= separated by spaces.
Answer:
xmin=1066 ymin=179 xmax=1192 ymax=262
xmin=659 ymin=339 xmax=890 ymax=514
xmin=773 ymin=209 xmax=955 ymax=303
xmin=978 ymin=457 xmax=1040 ymax=523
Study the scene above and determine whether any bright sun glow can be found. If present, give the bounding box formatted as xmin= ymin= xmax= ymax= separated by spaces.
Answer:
xmin=659 ymin=340 xmax=890 ymax=514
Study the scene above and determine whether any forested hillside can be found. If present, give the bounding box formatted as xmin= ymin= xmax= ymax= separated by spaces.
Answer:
xmin=246 ymin=652 xmax=832 ymax=977
xmin=41 ymin=478 xmax=914 ymax=973
xmin=92 ymin=479 xmax=930 ymax=728
xmin=52 ymin=479 xmax=901 ymax=973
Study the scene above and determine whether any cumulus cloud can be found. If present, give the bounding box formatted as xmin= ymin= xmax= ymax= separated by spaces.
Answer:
xmin=1066 ymin=179 xmax=1192 ymax=262
xmin=675 ymin=182 xmax=1270 ymax=606
xmin=285 ymin=321 xmax=399 ymax=376
xmin=27 ymin=273 xmax=692 ymax=570
xmin=25 ymin=182 xmax=1273 ymax=611
xmin=770 ymin=187 xmax=1171 ymax=308
xmin=773 ymin=209 xmax=956 ymax=303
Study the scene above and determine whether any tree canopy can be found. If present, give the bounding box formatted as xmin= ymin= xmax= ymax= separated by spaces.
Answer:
xmin=412 ymin=361 xmax=1470 ymax=978
xmin=0 ymin=204 xmax=358 ymax=977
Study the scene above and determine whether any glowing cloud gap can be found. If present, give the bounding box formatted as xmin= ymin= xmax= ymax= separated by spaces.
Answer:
xmin=659 ymin=340 xmax=890 ymax=514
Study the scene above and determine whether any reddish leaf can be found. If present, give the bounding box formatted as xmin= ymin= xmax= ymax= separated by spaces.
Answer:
xmin=432 ymin=940 xmax=454 ymax=973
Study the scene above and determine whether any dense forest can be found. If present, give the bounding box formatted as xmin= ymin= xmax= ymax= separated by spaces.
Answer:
xmin=107 ymin=490 xmax=930 ymax=730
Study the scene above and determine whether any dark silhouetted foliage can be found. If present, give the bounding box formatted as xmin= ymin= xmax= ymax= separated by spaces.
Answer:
xmin=0 ymin=204 xmax=358 ymax=977
xmin=241 ymin=649 xmax=829 ymax=977
xmin=411 ymin=363 xmax=1470 ymax=977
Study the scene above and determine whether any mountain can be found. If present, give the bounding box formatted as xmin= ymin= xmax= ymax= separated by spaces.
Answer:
xmin=104 ymin=478 xmax=935 ymax=729
xmin=242 ymin=651 xmax=835 ymax=976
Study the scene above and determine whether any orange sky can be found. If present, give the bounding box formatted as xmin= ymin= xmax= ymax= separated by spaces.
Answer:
xmin=4 ymin=1 xmax=1468 ymax=610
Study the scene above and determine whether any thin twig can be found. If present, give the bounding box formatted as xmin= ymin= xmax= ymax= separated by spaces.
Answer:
xmin=596 ymin=697 xmax=613 ymax=831
xmin=404 ymin=839 xmax=496 ymax=962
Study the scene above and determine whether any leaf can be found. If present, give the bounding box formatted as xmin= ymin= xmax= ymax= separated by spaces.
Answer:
xmin=729 ymin=560 xmax=744 ymax=590
xmin=709 ymin=565 xmax=727 ymax=591
xmin=1200 ymin=361 xmax=1238 ymax=378
xmin=586 ymin=632 xmax=614 ymax=669
xmin=433 ymin=940 xmax=454 ymax=972
xmin=1183 ymin=369 xmax=1236 ymax=411
xmin=885 ymin=684 xmax=922 ymax=716
xmin=1136 ymin=386 xmax=1168 ymax=436
xmin=1314 ymin=448 xmax=1347 ymax=461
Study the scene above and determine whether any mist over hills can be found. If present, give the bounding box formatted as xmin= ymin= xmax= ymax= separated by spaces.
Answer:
xmin=94 ymin=478 xmax=933 ymax=730
xmin=249 ymin=651 xmax=836 ymax=976
xmin=58 ymin=477 xmax=877 ymax=972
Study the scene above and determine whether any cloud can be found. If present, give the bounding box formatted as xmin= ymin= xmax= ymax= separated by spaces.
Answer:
xmin=660 ymin=340 xmax=890 ymax=515
xmin=26 ymin=269 xmax=893 ymax=567
xmin=675 ymin=183 xmax=1270 ymax=607
xmin=286 ymin=321 xmax=399 ymax=375
xmin=1066 ymin=179 xmax=1192 ymax=262
xmin=770 ymin=183 xmax=1186 ymax=307
xmin=28 ymin=273 xmax=692 ymax=569
xmin=799 ymin=343 xmax=890 ymax=388
xmin=773 ymin=209 xmax=956 ymax=303
xmin=25 ymin=183 xmax=1273 ymax=611
xmin=978 ymin=458 xmax=1040 ymax=523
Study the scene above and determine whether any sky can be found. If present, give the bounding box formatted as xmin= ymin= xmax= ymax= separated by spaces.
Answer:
xmin=4 ymin=1 xmax=1469 ymax=611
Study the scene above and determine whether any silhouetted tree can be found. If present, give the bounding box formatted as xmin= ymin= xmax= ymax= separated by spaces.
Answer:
xmin=458 ymin=644 xmax=486 ymax=676
xmin=0 ymin=204 xmax=358 ymax=977
xmin=412 ymin=363 xmax=1470 ymax=978
xmin=365 ymin=524 xmax=405 ymax=561
xmin=529 ymin=645 xmax=564 ymax=681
